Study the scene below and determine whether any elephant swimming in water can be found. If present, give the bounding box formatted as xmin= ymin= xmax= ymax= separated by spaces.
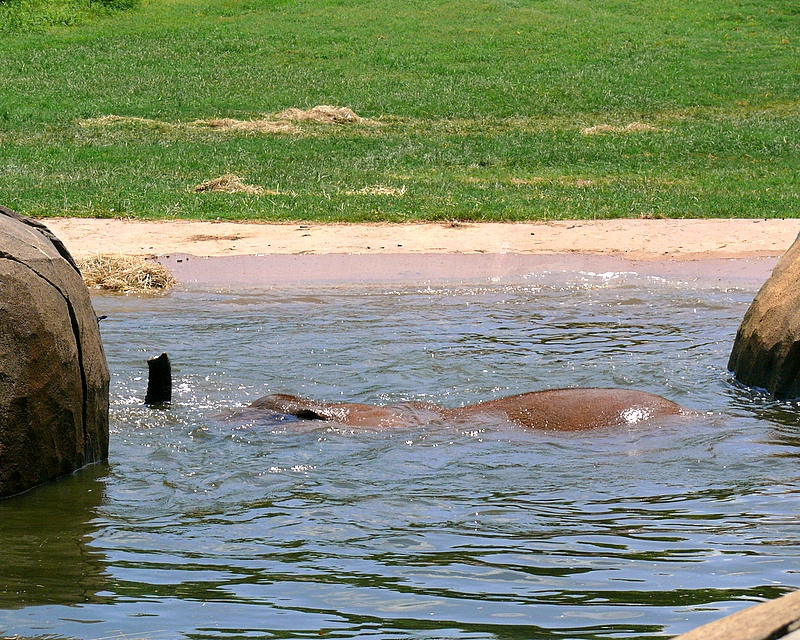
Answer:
xmin=141 ymin=354 xmax=687 ymax=430
xmin=249 ymin=388 xmax=688 ymax=431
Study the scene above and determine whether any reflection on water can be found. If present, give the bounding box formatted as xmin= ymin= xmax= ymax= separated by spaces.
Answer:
xmin=0 ymin=464 xmax=108 ymax=609
xmin=2 ymin=270 xmax=800 ymax=639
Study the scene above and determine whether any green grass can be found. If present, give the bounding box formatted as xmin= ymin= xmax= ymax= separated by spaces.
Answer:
xmin=0 ymin=0 xmax=797 ymax=221
xmin=0 ymin=0 xmax=136 ymax=32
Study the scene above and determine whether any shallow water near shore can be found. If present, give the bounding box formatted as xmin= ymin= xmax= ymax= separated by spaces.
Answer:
xmin=3 ymin=266 xmax=800 ymax=639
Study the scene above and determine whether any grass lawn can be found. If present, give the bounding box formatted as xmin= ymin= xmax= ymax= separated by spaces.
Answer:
xmin=0 ymin=0 xmax=798 ymax=221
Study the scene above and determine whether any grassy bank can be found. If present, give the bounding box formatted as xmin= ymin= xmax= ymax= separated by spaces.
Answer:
xmin=0 ymin=0 xmax=797 ymax=221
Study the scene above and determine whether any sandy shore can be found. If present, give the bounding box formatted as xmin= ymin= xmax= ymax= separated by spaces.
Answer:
xmin=45 ymin=218 xmax=800 ymax=260
xmin=44 ymin=218 xmax=799 ymax=286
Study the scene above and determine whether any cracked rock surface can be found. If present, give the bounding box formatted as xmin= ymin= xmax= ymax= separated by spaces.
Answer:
xmin=0 ymin=206 xmax=109 ymax=497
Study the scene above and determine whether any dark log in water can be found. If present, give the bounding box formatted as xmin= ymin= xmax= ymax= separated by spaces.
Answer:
xmin=145 ymin=352 xmax=172 ymax=406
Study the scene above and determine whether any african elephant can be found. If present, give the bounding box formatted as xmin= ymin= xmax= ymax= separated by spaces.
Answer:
xmin=250 ymin=388 xmax=687 ymax=430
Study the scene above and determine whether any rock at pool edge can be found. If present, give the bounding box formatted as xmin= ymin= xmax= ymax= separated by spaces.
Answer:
xmin=729 ymin=232 xmax=800 ymax=399
xmin=0 ymin=206 xmax=109 ymax=497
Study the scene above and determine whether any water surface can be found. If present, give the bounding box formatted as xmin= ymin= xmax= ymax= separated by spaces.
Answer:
xmin=2 ymin=267 xmax=800 ymax=639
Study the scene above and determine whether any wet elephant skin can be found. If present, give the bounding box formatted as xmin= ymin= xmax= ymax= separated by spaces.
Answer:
xmin=249 ymin=388 xmax=687 ymax=431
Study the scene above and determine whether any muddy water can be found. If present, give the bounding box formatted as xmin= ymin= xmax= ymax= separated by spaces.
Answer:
xmin=2 ymin=264 xmax=800 ymax=639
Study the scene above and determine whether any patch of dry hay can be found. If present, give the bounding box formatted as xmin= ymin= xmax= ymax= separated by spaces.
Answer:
xmin=346 ymin=184 xmax=407 ymax=196
xmin=194 ymin=174 xmax=269 ymax=195
xmin=580 ymin=124 xmax=618 ymax=135
xmin=580 ymin=122 xmax=660 ymax=135
xmin=78 ymin=255 xmax=176 ymax=294
xmin=194 ymin=118 xmax=298 ymax=134
xmin=79 ymin=114 xmax=170 ymax=127
xmin=81 ymin=114 xmax=298 ymax=135
xmin=624 ymin=122 xmax=660 ymax=133
xmin=277 ymin=105 xmax=364 ymax=124
xmin=510 ymin=177 xmax=547 ymax=186
xmin=81 ymin=108 xmax=369 ymax=135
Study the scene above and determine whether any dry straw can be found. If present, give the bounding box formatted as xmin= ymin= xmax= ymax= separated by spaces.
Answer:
xmin=79 ymin=114 xmax=166 ymax=127
xmin=194 ymin=174 xmax=268 ymax=195
xmin=346 ymin=185 xmax=407 ymax=196
xmin=81 ymin=106 xmax=367 ymax=136
xmin=194 ymin=106 xmax=366 ymax=131
xmin=277 ymin=105 xmax=364 ymax=124
xmin=580 ymin=122 xmax=660 ymax=135
xmin=78 ymin=254 xmax=176 ymax=294
xmin=194 ymin=118 xmax=298 ymax=134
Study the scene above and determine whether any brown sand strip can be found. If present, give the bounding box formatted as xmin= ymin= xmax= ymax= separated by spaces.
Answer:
xmin=42 ymin=218 xmax=797 ymax=286
xmin=44 ymin=219 xmax=800 ymax=261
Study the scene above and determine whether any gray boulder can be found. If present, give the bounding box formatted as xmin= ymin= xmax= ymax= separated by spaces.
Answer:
xmin=0 ymin=206 xmax=109 ymax=497
xmin=729 ymin=232 xmax=800 ymax=399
